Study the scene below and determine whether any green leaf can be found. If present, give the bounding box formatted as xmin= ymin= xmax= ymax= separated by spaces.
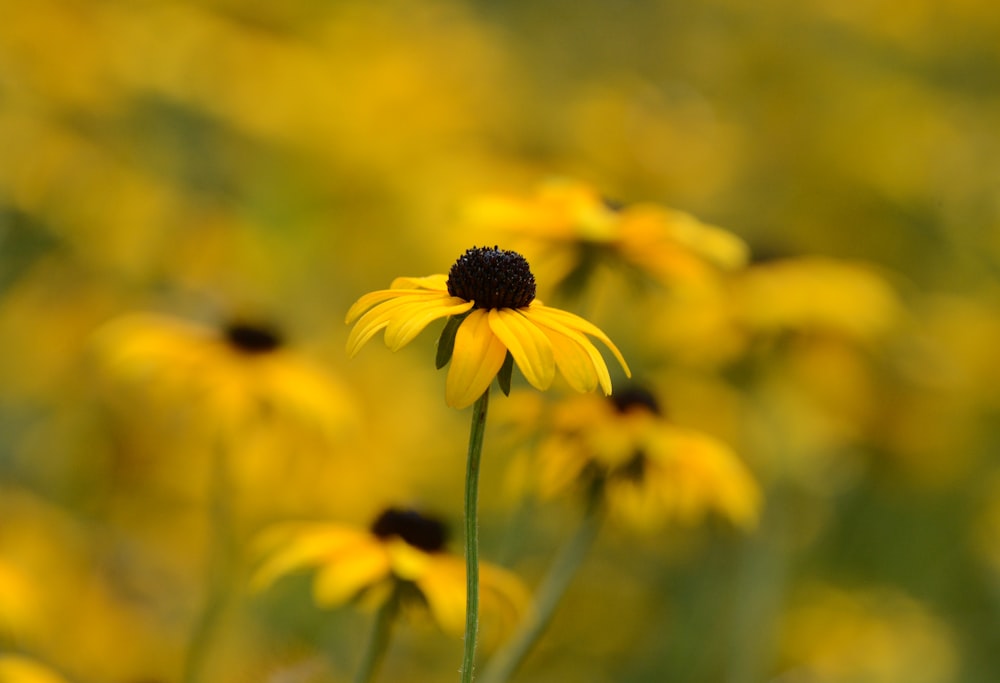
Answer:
xmin=435 ymin=313 xmax=467 ymax=369
xmin=496 ymin=351 xmax=514 ymax=396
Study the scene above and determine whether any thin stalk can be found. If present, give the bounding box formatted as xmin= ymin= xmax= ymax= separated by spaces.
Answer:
xmin=353 ymin=587 xmax=401 ymax=683
xmin=479 ymin=490 xmax=603 ymax=683
xmin=461 ymin=389 xmax=491 ymax=683
xmin=182 ymin=440 xmax=238 ymax=683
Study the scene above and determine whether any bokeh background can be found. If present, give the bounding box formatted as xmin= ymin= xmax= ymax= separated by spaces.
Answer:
xmin=2 ymin=1 xmax=1000 ymax=682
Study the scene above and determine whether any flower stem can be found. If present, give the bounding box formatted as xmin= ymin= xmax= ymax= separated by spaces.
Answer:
xmin=353 ymin=587 xmax=400 ymax=683
xmin=183 ymin=441 xmax=238 ymax=683
xmin=479 ymin=490 xmax=603 ymax=683
xmin=461 ymin=388 xmax=490 ymax=683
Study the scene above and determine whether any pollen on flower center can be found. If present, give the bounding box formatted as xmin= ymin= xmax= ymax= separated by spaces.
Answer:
xmin=447 ymin=245 xmax=536 ymax=310
xmin=371 ymin=508 xmax=448 ymax=553
xmin=224 ymin=322 xmax=283 ymax=354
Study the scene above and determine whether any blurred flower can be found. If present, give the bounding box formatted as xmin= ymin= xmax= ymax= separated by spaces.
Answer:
xmin=463 ymin=179 xmax=748 ymax=296
xmin=732 ymin=256 xmax=901 ymax=343
xmin=533 ymin=387 xmax=760 ymax=532
xmin=346 ymin=246 xmax=630 ymax=408
xmin=252 ymin=508 xmax=528 ymax=639
xmin=0 ymin=655 xmax=71 ymax=683
xmin=777 ymin=582 xmax=957 ymax=683
xmin=93 ymin=312 xmax=357 ymax=443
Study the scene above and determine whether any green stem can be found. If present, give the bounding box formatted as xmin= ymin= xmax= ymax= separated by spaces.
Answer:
xmin=461 ymin=389 xmax=491 ymax=683
xmin=183 ymin=440 xmax=238 ymax=683
xmin=353 ymin=587 xmax=400 ymax=683
xmin=479 ymin=491 xmax=603 ymax=683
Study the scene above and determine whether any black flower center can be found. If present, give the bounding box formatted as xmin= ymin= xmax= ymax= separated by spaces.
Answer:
xmin=609 ymin=385 xmax=662 ymax=416
xmin=223 ymin=322 xmax=283 ymax=354
xmin=371 ymin=508 xmax=447 ymax=553
xmin=447 ymin=245 xmax=536 ymax=310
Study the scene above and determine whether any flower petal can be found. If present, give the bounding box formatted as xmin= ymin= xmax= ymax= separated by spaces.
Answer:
xmin=487 ymin=309 xmax=555 ymax=391
xmin=312 ymin=541 xmax=393 ymax=606
xmin=540 ymin=324 xmax=600 ymax=393
xmin=384 ymin=297 xmax=473 ymax=351
xmin=446 ymin=310 xmax=507 ymax=408
xmin=346 ymin=288 xmax=406 ymax=324
xmin=346 ymin=292 xmax=454 ymax=357
xmin=390 ymin=274 xmax=449 ymax=290
xmin=526 ymin=304 xmax=631 ymax=378
xmin=523 ymin=308 xmax=613 ymax=394
xmin=250 ymin=524 xmax=365 ymax=591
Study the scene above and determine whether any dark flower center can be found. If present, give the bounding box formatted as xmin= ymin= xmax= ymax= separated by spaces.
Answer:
xmin=371 ymin=508 xmax=447 ymax=553
xmin=223 ymin=322 xmax=283 ymax=354
xmin=609 ymin=385 xmax=662 ymax=416
xmin=447 ymin=245 xmax=536 ymax=310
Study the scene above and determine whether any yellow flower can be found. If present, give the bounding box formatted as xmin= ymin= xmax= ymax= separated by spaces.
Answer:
xmin=93 ymin=312 xmax=357 ymax=441
xmin=463 ymin=179 xmax=749 ymax=290
xmin=778 ymin=583 xmax=957 ymax=683
xmin=252 ymin=508 xmax=529 ymax=639
xmin=732 ymin=256 xmax=901 ymax=342
xmin=535 ymin=387 xmax=760 ymax=532
xmin=346 ymin=246 xmax=630 ymax=408
xmin=0 ymin=655 xmax=71 ymax=683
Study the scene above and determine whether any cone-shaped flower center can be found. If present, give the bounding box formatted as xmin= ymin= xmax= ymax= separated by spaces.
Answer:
xmin=371 ymin=508 xmax=448 ymax=553
xmin=609 ymin=385 xmax=662 ymax=416
xmin=447 ymin=246 xmax=536 ymax=310
xmin=224 ymin=322 xmax=283 ymax=354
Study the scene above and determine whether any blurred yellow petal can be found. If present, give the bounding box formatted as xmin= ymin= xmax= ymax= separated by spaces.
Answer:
xmin=0 ymin=655 xmax=70 ymax=683
xmin=313 ymin=542 xmax=393 ymax=606
xmin=488 ymin=308 xmax=555 ymax=391
xmin=446 ymin=310 xmax=507 ymax=408
xmin=385 ymin=538 xmax=433 ymax=581
xmin=417 ymin=557 xmax=467 ymax=636
xmin=250 ymin=524 xmax=369 ymax=591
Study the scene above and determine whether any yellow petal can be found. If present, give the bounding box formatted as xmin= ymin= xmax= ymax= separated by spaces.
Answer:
xmin=527 ymin=304 xmax=631 ymax=378
xmin=391 ymin=274 xmax=449 ymax=290
xmin=384 ymin=297 xmax=473 ymax=351
xmin=346 ymin=292 xmax=445 ymax=357
xmin=312 ymin=541 xmax=393 ymax=606
xmin=523 ymin=308 xmax=613 ymax=394
xmin=416 ymin=556 xmax=467 ymax=636
xmin=541 ymin=325 xmax=600 ymax=392
xmin=346 ymin=288 xmax=407 ymax=324
xmin=446 ymin=310 xmax=507 ymax=408
xmin=487 ymin=309 xmax=555 ymax=390
xmin=250 ymin=525 xmax=367 ymax=591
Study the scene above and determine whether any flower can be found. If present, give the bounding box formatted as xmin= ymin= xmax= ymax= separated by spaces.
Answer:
xmin=252 ymin=508 xmax=529 ymax=638
xmin=533 ymin=387 xmax=760 ymax=532
xmin=93 ymin=312 xmax=357 ymax=441
xmin=345 ymin=245 xmax=630 ymax=408
xmin=463 ymin=179 xmax=749 ymax=293
xmin=777 ymin=583 xmax=957 ymax=683
xmin=0 ymin=655 xmax=71 ymax=683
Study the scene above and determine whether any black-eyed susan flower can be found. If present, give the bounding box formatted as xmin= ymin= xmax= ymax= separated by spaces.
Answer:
xmin=92 ymin=312 xmax=358 ymax=683
xmin=535 ymin=386 xmax=760 ymax=532
xmin=346 ymin=245 xmax=630 ymax=409
xmin=93 ymin=312 xmax=357 ymax=442
xmin=252 ymin=508 xmax=529 ymax=640
xmin=463 ymin=179 xmax=749 ymax=295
